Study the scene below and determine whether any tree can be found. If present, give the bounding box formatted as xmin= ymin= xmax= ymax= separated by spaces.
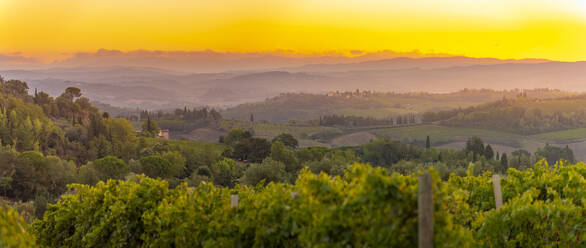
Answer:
xmin=12 ymin=151 xmax=48 ymax=200
xmin=248 ymin=138 xmax=272 ymax=163
xmin=141 ymin=115 xmax=159 ymax=137
xmin=224 ymin=129 xmax=252 ymax=146
xmin=89 ymin=135 xmax=112 ymax=160
xmin=484 ymin=145 xmax=494 ymax=160
xmin=2 ymin=80 xmax=29 ymax=97
xmin=535 ymin=145 xmax=575 ymax=165
xmin=250 ymin=113 xmax=254 ymax=122
xmin=211 ymin=158 xmax=238 ymax=187
xmin=92 ymin=156 xmax=130 ymax=181
xmin=361 ymin=138 xmax=421 ymax=167
xmin=64 ymin=87 xmax=82 ymax=102
xmin=465 ymin=137 xmax=485 ymax=161
xmin=425 ymin=135 xmax=431 ymax=149
xmin=500 ymin=153 xmax=508 ymax=167
xmin=272 ymin=133 xmax=298 ymax=149
xmin=161 ymin=151 xmax=187 ymax=178
xmin=269 ymin=141 xmax=299 ymax=173
xmin=241 ymin=158 xmax=287 ymax=186
xmin=140 ymin=155 xmax=174 ymax=178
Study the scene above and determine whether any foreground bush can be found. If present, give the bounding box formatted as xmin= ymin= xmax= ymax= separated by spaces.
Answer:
xmin=0 ymin=205 xmax=36 ymax=248
xmin=475 ymin=189 xmax=585 ymax=247
xmin=30 ymin=162 xmax=586 ymax=247
xmin=32 ymin=177 xmax=170 ymax=247
xmin=32 ymin=165 xmax=472 ymax=247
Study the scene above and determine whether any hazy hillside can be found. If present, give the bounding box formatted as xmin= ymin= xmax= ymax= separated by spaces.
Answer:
xmin=3 ymin=57 xmax=586 ymax=110
xmin=288 ymin=56 xmax=549 ymax=72
xmin=423 ymin=94 xmax=586 ymax=134
xmin=223 ymin=89 xmax=573 ymax=122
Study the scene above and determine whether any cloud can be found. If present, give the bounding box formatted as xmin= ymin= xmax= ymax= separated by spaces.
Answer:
xmin=7 ymin=48 xmax=543 ymax=72
xmin=0 ymin=53 xmax=40 ymax=65
xmin=51 ymin=49 xmax=465 ymax=73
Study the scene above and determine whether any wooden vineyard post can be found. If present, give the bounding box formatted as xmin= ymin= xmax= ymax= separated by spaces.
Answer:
xmin=231 ymin=194 xmax=239 ymax=208
xmin=492 ymin=174 xmax=503 ymax=209
xmin=418 ymin=173 xmax=434 ymax=248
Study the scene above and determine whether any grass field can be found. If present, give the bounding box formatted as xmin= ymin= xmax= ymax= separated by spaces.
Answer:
xmin=369 ymin=125 xmax=523 ymax=146
xmin=145 ymin=137 xmax=227 ymax=154
xmin=530 ymin=128 xmax=586 ymax=141
xmin=219 ymin=120 xmax=342 ymax=140
xmin=369 ymin=125 xmax=586 ymax=161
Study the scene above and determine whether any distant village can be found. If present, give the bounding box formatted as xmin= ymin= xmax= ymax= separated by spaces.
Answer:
xmin=326 ymin=89 xmax=372 ymax=98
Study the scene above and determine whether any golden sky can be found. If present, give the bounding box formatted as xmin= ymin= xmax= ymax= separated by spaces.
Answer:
xmin=1 ymin=0 xmax=586 ymax=62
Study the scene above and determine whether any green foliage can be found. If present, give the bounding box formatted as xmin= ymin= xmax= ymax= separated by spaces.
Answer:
xmin=32 ymin=176 xmax=170 ymax=248
xmin=141 ymin=116 xmax=159 ymax=138
xmin=230 ymin=137 xmax=271 ymax=163
xmin=475 ymin=190 xmax=585 ymax=247
xmin=270 ymin=141 xmax=299 ymax=173
xmin=272 ymin=133 xmax=299 ymax=149
xmin=465 ymin=136 xmax=485 ymax=161
xmin=535 ymin=144 xmax=575 ymax=165
xmin=210 ymin=158 xmax=241 ymax=187
xmin=139 ymin=155 xmax=177 ymax=179
xmin=92 ymin=156 xmax=130 ymax=181
xmin=0 ymin=93 xmax=64 ymax=154
xmin=223 ymin=128 xmax=252 ymax=146
xmin=147 ymin=107 xmax=222 ymax=134
xmin=302 ymin=150 xmax=358 ymax=176
xmin=241 ymin=158 xmax=288 ymax=186
xmin=161 ymin=151 xmax=187 ymax=177
xmin=141 ymin=137 xmax=222 ymax=167
xmin=484 ymin=144 xmax=494 ymax=160
xmin=296 ymin=146 xmax=330 ymax=164
xmin=0 ymin=204 xmax=36 ymax=248
xmin=424 ymin=96 xmax=586 ymax=134
xmin=500 ymin=153 xmax=508 ymax=167
xmin=28 ymin=162 xmax=586 ymax=247
xmin=1 ymin=150 xmax=75 ymax=201
xmin=359 ymin=138 xmax=421 ymax=167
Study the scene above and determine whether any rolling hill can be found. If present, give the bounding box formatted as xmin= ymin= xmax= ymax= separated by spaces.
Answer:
xmin=222 ymin=89 xmax=573 ymax=122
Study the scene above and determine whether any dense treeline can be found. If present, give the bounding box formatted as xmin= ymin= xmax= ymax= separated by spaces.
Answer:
xmin=341 ymin=136 xmax=573 ymax=180
xmin=23 ymin=162 xmax=586 ymax=247
xmin=423 ymin=95 xmax=586 ymax=134
xmin=138 ymin=107 xmax=222 ymax=122
xmin=314 ymin=114 xmax=419 ymax=127
xmin=0 ymin=91 xmax=64 ymax=154
xmin=135 ymin=107 xmax=222 ymax=134
xmin=0 ymin=76 xmax=137 ymax=163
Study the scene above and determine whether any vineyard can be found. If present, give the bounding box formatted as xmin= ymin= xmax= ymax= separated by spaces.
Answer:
xmin=2 ymin=161 xmax=585 ymax=247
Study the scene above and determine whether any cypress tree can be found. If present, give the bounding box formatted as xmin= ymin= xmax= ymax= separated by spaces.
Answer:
xmin=484 ymin=145 xmax=494 ymax=160
xmin=425 ymin=135 xmax=431 ymax=149
xmin=500 ymin=153 xmax=508 ymax=167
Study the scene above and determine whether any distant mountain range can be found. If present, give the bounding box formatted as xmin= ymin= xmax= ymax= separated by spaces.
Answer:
xmin=1 ymin=53 xmax=585 ymax=110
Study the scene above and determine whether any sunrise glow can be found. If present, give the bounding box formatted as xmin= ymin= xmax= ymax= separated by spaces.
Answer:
xmin=1 ymin=0 xmax=586 ymax=62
